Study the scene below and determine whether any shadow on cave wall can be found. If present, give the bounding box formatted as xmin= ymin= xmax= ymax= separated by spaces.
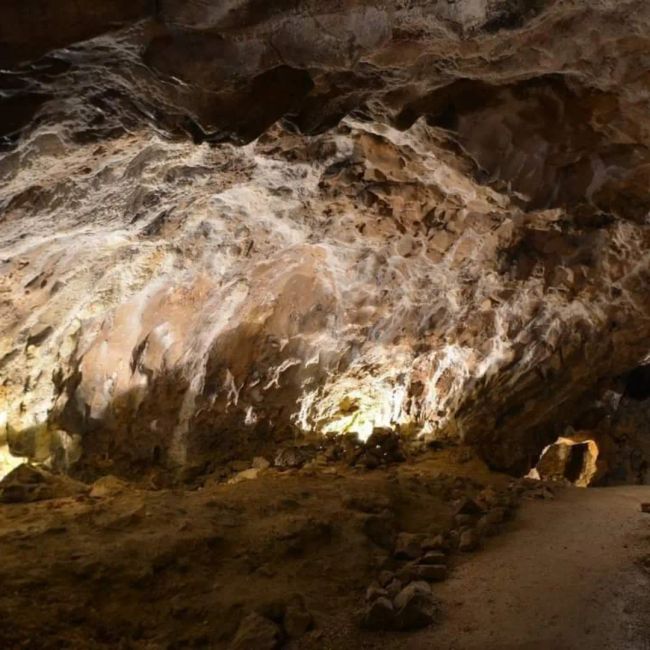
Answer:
xmin=42 ymin=362 xmax=317 ymax=481
xmin=398 ymin=75 xmax=650 ymax=222
xmin=4 ymin=356 xmax=650 ymax=486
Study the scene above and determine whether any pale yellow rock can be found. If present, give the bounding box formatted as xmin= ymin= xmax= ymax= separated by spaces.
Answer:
xmin=90 ymin=475 xmax=130 ymax=498
xmin=228 ymin=468 xmax=260 ymax=485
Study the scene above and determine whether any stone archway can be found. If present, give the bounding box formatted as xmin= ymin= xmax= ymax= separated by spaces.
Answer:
xmin=531 ymin=436 xmax=601 ymax=487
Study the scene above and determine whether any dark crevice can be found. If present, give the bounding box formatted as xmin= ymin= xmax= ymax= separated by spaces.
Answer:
xmin=564 ymin=443 xmax=589 ymax=483
xmin=624 ymin=365 xmax=650 ymax=401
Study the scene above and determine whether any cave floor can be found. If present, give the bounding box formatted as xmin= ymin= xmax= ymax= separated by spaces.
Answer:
xmin=380 ymin=485 xmax=650 ymax=650
xmin=0 ymin=452 xmax=648 ymax=649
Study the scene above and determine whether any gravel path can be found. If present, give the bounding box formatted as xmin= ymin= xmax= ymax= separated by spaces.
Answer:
xmin=404 ymin=486 xmax=650 ymax=650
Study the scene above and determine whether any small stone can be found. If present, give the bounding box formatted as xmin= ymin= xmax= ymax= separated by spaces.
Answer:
xmin=421 ymin=535 xmax=448 ymax=552
xmin=228 ymin=468 xmax=260 ymax=484
xmin=378 ymin=570 xmax=394 ymax=587
xmin=361 ymin=596 xmax=395 ymax=630
xmin=459 ymin=529 xmax=479 ymax=552
xmin=386 ymin=579 xmax=402 ymax=599
xmin=252 ymin=456 xmax=271 ymax=470
xmin=365 ymin=584 xmax=389 ymax=602
xmin=393 ymin=582 xmax=438 ymax=631
xmin=394 ymin=532 xmax=422 ymax=560
xmin=447 ymin=529 xmax=461 ymax=549
xmin=417 ymin=564 xmax=447 ymax=582
xmin=397 ymin=562 xmax=447 ymax=583
xmin=283 ymin=597 xmax=313 ymax=639
xmin=419 ymin=551 xmax=447 ymax=565
xmin=641 ymin=503 xmax=650 ymax=514
xmin=231 ymin=613 xmax=281 ymax=650
xmin=394 ymin=580 xmax=431 ymax=604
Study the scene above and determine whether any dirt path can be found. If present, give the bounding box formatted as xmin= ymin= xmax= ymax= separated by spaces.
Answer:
xmin=390 ymin=486 xmax=650 ymax=650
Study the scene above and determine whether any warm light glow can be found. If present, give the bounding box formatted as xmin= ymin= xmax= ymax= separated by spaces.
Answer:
xmin=296 ymin=347 xmax=415 ymax=441
xmin=0 ymin=444 xmax=23 ymax=481
xmin=530 ymin=436 xmax=600 ymax=487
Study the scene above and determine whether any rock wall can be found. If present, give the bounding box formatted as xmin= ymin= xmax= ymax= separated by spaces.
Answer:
xmin=1 ymin=1 xmax=650 ymax=475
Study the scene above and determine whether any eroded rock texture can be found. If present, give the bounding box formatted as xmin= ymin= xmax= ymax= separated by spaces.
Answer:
xmin=2 ymin=0 xmax=650 ymax=477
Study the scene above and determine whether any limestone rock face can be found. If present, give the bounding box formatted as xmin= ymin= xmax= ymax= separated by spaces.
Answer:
xmin=2 ymin=1 xmax=650 ymax=476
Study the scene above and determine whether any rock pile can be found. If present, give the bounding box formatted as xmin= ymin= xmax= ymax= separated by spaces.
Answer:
xmin=231 ymin=596 xmax=314 ymax=649
xmin=360 ymin=478 xmax=526 ymax=632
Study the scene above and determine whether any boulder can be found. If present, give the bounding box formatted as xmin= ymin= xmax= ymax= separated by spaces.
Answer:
xmin=534 ymin=437 xmax=600 ymax=486
xmin=231 ymin=613 xmax=281 ymax=650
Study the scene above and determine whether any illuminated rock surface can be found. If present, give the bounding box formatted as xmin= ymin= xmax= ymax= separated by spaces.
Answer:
xmin=2 ymin=0 xmax=650 ymax=479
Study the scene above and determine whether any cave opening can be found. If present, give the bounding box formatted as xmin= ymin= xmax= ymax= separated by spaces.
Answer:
xmin=532 ymin=437 xmax=600 ymax=487
xmin=563 ymin=442 xmax=591 ymax=484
